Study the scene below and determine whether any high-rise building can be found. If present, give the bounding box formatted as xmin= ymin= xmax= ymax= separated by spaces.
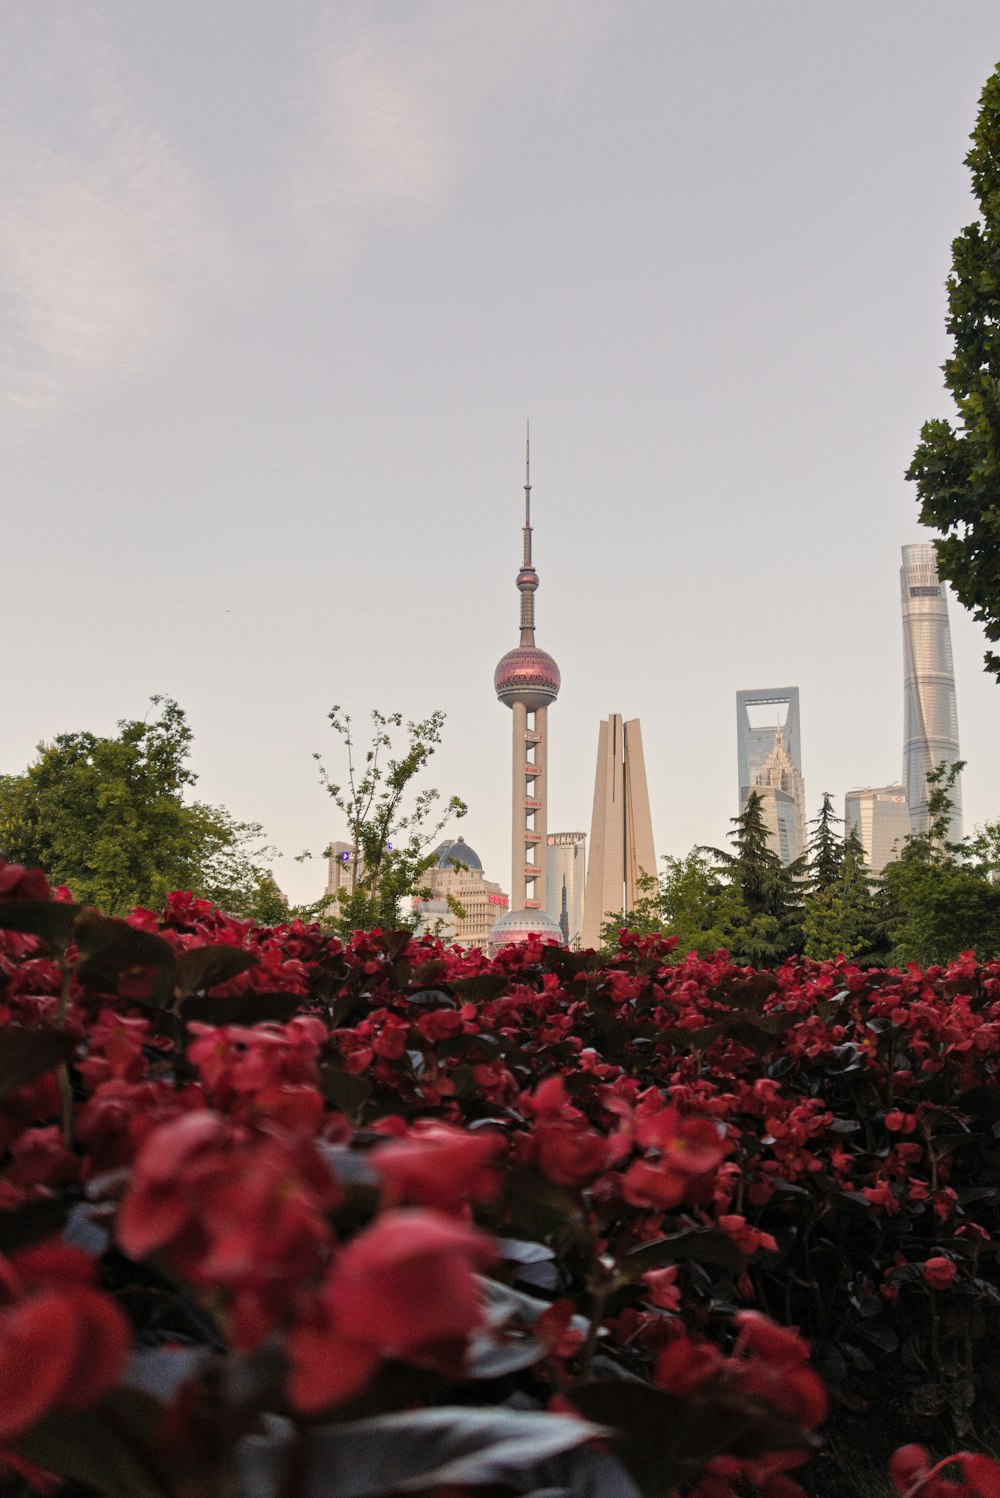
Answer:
xmin=901 ymin=543 xmax=963 ymax=840
xmin=845 ymin=786 xmax=911 ymax=876
xmin=411 ymin=836 xmax=509 ymax=951
xmin=546 ymin=832 xmax=586 ymax=946
xmin=580 ymin=715 xmax=657 ymax=950
xmin=325 ymin=840 xmax=359 ymax=910
xmin=489 ymin=431 xmax=564 ymax=951
xmin=736 ymin=689 xmax=807 ymax=864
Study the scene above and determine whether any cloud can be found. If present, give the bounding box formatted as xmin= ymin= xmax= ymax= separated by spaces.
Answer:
xmin=288 ymin=0 xmax=613 ymax=271
xmin=0 ymin=43 xmax=240 ymax=425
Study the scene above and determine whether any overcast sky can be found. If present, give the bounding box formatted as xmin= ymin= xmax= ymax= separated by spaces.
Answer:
xmin=4 ymin=1 xmax=1000 ymax=905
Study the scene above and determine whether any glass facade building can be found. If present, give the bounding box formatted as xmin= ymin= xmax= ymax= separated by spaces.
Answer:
xmin=900 ymin=544 xmax=962 ymax=840
xmin=736 ymin=688 xmax=807 ymax=864
xmin=845 ymin=786 xmax=911 ymax=876
xmin=545 ymin=832 xmax=587 ymax=947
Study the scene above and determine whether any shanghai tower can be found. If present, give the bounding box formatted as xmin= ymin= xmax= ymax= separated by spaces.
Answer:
xmin=901 ymin=542 xmax=962 ymax=840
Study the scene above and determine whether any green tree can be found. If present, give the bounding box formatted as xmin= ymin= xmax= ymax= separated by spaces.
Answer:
xmin=908 ymin=63 xmax=1000 ymax=682
xmin=599 ymin=852 xmax=733 ymax=955
xmin=318 ymin=707 xmax=467 ymax=934
xmin=803 ymin=829 xmax=882 ymax=962
xmin=708 ymin=792 xmax=804 ymax=965
xmin=0 ymin=698 xmax=280 ymax=917
xmin=807 ymin=792 xmax=844 ymax=894
xmin=881 ymin=761 xmax=1000 ymax=964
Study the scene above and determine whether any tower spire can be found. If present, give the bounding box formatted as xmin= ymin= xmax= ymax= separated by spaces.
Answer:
xmin=518 ymin=419 xmax=537 ymax=645
xmin=523 ymin=419 xmax=532 ymax=566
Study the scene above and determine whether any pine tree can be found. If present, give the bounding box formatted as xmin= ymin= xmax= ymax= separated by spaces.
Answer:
xmin=709 ymin=792 xmax=804 ymax=965
xmin=807 ymin=792 xmax=844 ymax=894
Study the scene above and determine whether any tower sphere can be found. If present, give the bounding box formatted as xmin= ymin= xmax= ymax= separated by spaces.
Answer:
xmin=494 ymin=646 xmax=561 ymax=710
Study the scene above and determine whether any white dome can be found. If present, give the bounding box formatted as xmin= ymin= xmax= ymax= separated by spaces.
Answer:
xmin=488 ymin=907 xmax=565 ymax=956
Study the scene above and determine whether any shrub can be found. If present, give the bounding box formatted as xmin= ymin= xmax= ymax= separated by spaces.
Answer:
xmin=0 ymin=868 xmax=999 ymax=1496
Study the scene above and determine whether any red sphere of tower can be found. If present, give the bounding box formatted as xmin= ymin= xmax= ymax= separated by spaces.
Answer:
xmin=494 ymin=646 xmax=561 ymax=710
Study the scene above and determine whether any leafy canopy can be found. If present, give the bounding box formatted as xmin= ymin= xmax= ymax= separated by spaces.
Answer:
xmin=0 ymin=697 xmax=282 ymax=920
xmin=908 ymin=63 xmax=1000 ymax=681
xmin=318 ymin=707 xmax=467 ymax=934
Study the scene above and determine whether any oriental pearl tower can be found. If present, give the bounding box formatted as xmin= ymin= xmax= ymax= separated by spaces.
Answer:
xmin=488 ymin=429 xmax=565 ymax=952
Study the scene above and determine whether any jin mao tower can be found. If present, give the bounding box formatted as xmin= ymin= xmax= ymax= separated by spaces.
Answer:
xmin=489 ymin=432 xmax=564 ymax=950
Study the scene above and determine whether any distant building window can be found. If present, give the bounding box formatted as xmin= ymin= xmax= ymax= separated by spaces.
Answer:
xmin=909 ymin=585 xmax=941 ymax=597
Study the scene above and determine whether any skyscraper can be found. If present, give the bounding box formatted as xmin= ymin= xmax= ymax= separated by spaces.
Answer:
xmin=901 ymin=543 xmax=963 ymax=840
xmin=736 ymin=688 xmax=807 ymax=864
xmin=845 ymin=786 xmax=911 ymax=876
xmin=580 ymin=715 xmax=656 ymax=950
xmin=489 ymin=431 xmax=565 ymax=951
xmin=546 ymin=832 xmax=586 ymax=946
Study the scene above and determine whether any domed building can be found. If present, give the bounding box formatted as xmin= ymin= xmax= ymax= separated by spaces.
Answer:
xmin=487 ymin=906 xmax=563 ymax=957
xmin=411 ymin=836 xmax=509 ymax=951
xmin=489 ymin=428 xmax=565 ymax=954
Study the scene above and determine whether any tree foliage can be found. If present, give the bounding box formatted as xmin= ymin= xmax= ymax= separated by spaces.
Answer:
xmin=0 ymin=698 xmax=280 ymax=919
xmin=803 ymin=829 xmax=881 ymax=962
xmin=707 ymin=792 xmax=804 ymax=965
xmin=908 ymin=63 xmax=1000 ymax=681
xmin=318 ymin=707 xmax=467 ymax=934
xmin=807 ymin=792 xmax=843 ymax=895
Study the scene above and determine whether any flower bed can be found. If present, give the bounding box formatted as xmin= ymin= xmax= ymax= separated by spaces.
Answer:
xmin=0 ymin=863 xmax=999 ymax=1498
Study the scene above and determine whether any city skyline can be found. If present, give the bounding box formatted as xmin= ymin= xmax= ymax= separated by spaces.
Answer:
xmin=2 ymin=5 xmax=999 ymax=907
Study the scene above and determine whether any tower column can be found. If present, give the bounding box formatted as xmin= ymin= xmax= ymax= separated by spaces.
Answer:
xmin=532 ymin=705 xmax=548 ymax=909
xmin=511 ymin=701 xmax=527 ymax=908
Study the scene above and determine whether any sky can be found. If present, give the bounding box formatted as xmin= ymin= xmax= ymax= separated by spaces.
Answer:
xmin=3 ymin=0 xmax=1000 ymax=906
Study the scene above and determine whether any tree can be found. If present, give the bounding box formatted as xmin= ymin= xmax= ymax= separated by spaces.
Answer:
xmin=803 ymin=829 xmax=883 ymax=962
xmin=0 ymin=698 xmax=280 ymax=918
xmin=880 ymin=760 xmax=1000 ymax=964
xmin=707 ymin=792 xmax=804 ymax=965
xmin=908 ymin=64 xmax=1000 ymax=682
xmin=598 ymin=853 xmax=734 ymax=955
xmin=807 ymin=793 xmax=844 ymax=894
xmin=318 ymin=707 xmax=467 ymax=933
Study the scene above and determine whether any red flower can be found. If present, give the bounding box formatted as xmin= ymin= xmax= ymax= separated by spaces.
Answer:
xmin=642 ymin=1265 xmax=681 ymax=1312
xmin=0 ymin=863 xmax=50 ymax=901
xmin=922 ymin=1256 xmax=957 ymax=1290
xmin=0 ymin=1245 xmax=129 ymax=1442
xmin=286 ymin=1209 xmax=496 ymax=1412
xmin=534 ymin=1123 xmax=609 ymax=1187
xmin=117 ymin=1110 xmax=339 ymax=1347
xmin=370 ymin=1122 xmax=503 ymax=1210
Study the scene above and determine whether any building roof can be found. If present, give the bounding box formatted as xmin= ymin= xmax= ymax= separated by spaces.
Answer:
xmin=433 ymin=836 xmax=482 ymax=871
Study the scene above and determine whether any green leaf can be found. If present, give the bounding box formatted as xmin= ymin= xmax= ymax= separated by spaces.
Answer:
xmin=622 ymin=1227 xmax=745 ymax=1278
xmin=174 ymin=944 xmax=258 ymax=999
xmin=237 ymin=1407 xmax=609 ymax=1498
xmin=450 ymin=973 xmax=510 ymax=1002
xmin=321 ymin=1066 xmax=372 ymax=1121
xmin=15 ymin=1409 xmax=169 ymax=1498
xmin=0 ymin=1027 xmax=77 ymax=1100
xmin=0 ymin=1196 xmax=69 ymax=1253
xmin=0 ymin=899 xmax=81 ymax=947
xmin=74 ymin=912 xmax=176 ymax=996
xmin=180 ymin=990 xmax=303 ymax=1025
xmin=569 ymin=1381 xmax=811 ymax=1498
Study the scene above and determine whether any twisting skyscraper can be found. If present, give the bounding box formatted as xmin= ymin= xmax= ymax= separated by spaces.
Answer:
xmin=901 ymin=543 xmax=962 ymax=839
xmin=489 ymin=431 xmax=564 ymax=950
